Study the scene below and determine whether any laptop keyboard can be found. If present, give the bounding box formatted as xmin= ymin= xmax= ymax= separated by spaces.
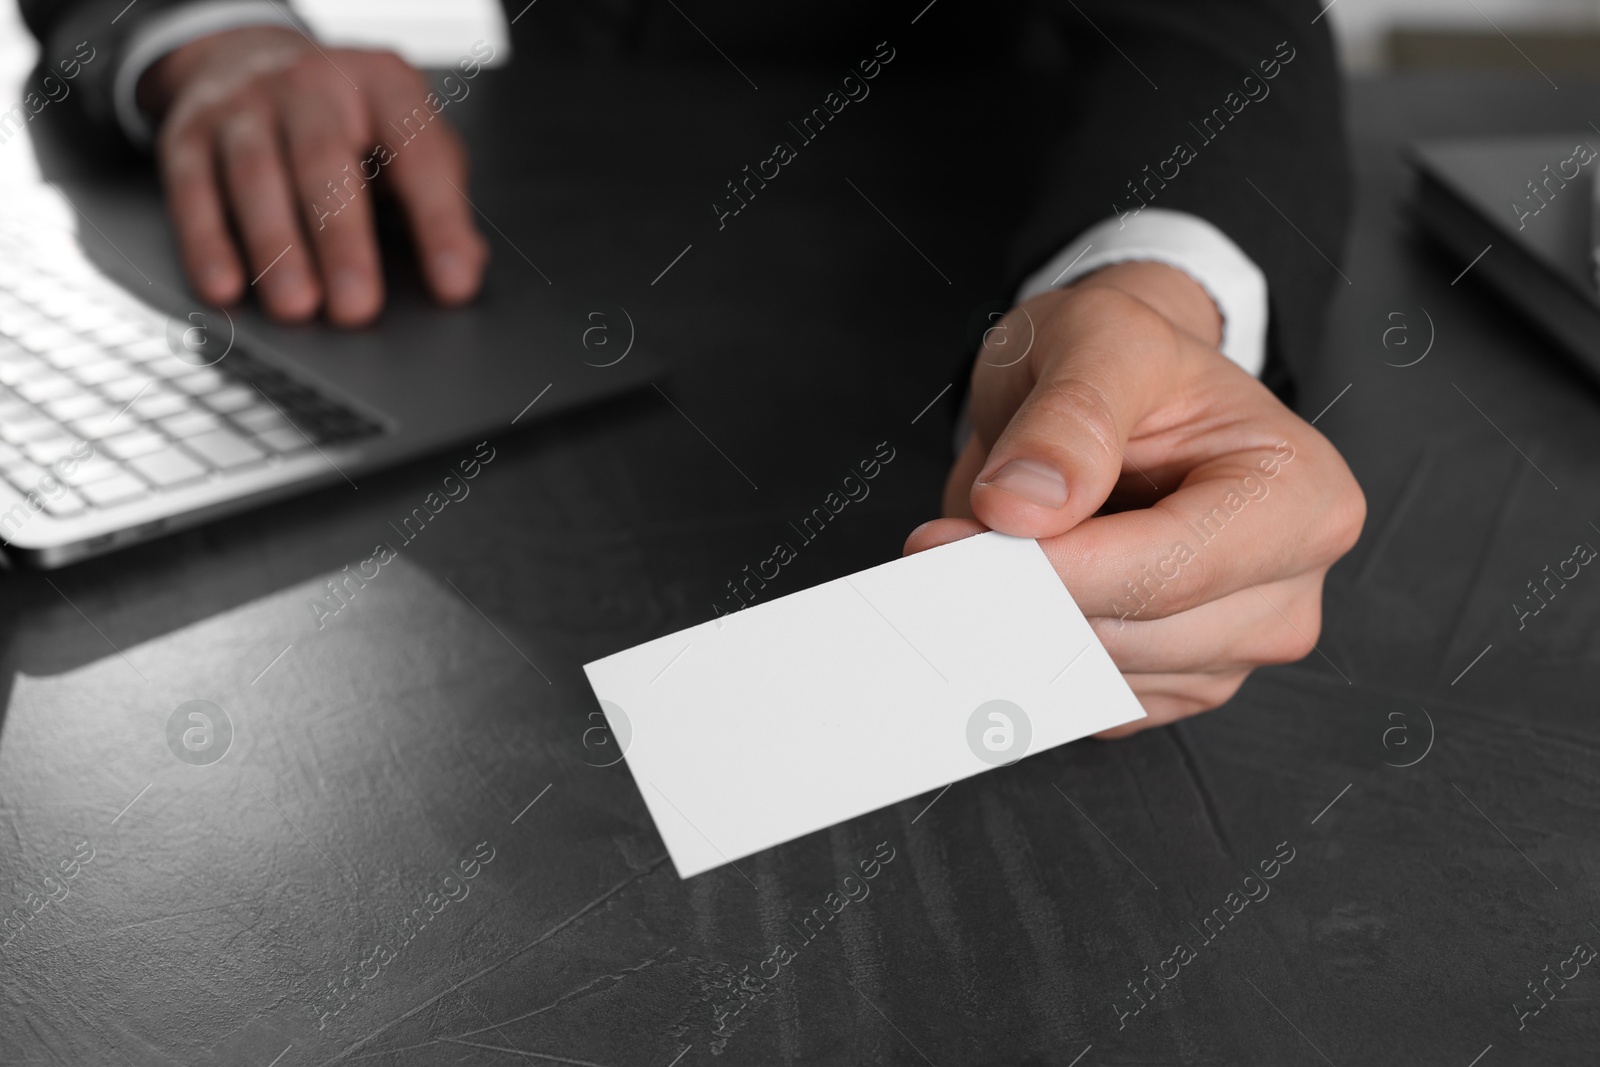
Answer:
xmin=0 ymin=222 xmax=382 ymax=520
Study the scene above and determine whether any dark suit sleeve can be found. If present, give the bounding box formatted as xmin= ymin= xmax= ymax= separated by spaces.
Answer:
xmin=1011 ymin=0 xmax=1350 ymax=394
xmin=18 ymin=0 xmax=258 ymax=141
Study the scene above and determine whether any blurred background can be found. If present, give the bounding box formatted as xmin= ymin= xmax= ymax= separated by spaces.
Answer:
xmin=1325 ymin=0 xmax=1600 ymax=73
xmin=6 ymin=0 xmax=1600 ymax=89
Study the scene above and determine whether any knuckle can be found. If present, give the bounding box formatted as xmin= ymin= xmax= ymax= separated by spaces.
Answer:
xmin=1060 ymin=283 xmax=1149 ymax=322
xmin=1039 ymin=374 xmax=1121 ymax=462
xmin=159 ymin=93 xmax=217 ymax=140
xmin=1330 ymin=473 xmax=1368 ymax=554
xmin=1304 ymin=475 xmax=1365 ymax=567
xmin=375 ymin=49 xmax=420 ymax=81
xmin=1299 ymin=439 xmax=1367 ymax=562
xmin=1108 ymin=536 xmax=1211 ymax=621
xmin=158 ymin=119 xmax=207 ymax=160
xmin=1204 ymin=671 xmax=1250 ymax=709
xmin=1149 ymin=671 xmax=1250 ymax=719
xmin=1168 ymin=549 xmax=1215 ymax=615
xmin=1265 ymin=600 xmax=1322 ymax=664
xmin=294 ymin=130 xmax=349 ymax=170
xmin=1059 ymin=284 xmax=1177 ymax=351
xmin=218 ymin=111 xmax=272 ymax=158
xmin=285 ymin=53 xmax=334 ymax=88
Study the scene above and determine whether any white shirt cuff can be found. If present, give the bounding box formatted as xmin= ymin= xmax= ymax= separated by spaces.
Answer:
xmin=112 ymin=0 xmax=300 ymax=146
xmin=1015 ymin=207 xmax=1269 ymax=378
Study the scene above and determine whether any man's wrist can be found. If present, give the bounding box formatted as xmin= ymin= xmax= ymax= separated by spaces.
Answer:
xmin=1062 ymin=260 xmax=1223 ymax=351
xmin=1015 ymin=209 xmax=1269 ymax=377
xmin=114 ymin=1 xmax=304 ymax=144
xmin=136 ymin=25 xmax=306 ymax=119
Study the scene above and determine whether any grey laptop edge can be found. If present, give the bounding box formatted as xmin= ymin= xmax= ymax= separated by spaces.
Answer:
xmin=0 ymin=182 xmax=658 ymax=568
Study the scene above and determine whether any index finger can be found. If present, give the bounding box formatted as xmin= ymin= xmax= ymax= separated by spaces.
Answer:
xmin=159 ymin=126 xmax=246 ymax=305
xmin=1040 ymin=428 xmax=1363 ymax=621
xmin=280 ymin=77 xmax=385 ymax=326
xmin=362 ymin=58 xmax=488 ymax=305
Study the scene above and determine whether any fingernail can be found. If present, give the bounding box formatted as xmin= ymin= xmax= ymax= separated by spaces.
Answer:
xmin=978 ymin=458 xmax=1068 ymax=509
xmin=266 ymin=273 xmax=316 ymax=318
xmin=433 ymin=250 xmax=464 ymax=280
xmin=198 ymin=262 xmax=236 ymax=299
xmin=431 ymin=250 xmax=474 ymax=299
xmin=330 ymin=268 xmax=365 ymax=302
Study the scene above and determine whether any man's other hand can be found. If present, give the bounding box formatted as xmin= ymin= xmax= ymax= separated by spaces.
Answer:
xmin=906 ymin=261 xmax=1366 ymax=736
xmin=138 ymin=26 xmax=489 ymax=326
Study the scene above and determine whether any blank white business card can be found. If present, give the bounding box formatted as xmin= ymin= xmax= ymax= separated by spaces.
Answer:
xmin=582 ymin=531 xmax=1145 ymax=878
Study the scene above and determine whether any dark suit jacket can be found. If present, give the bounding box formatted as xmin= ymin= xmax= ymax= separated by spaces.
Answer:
xmin=20 ymin=0 xmax=1350 ymax=390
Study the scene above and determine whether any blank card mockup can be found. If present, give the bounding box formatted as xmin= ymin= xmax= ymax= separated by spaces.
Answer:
xmin=581 ymin=531 xmax=1145 ymax=878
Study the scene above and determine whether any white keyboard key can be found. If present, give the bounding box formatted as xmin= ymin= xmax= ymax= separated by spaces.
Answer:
xmin=42 ymin=394 xmax=109 ymax=422
xmin=0 ymin=357 xmax=52 ymax=385
xmin=1 ymin=418 xmax=66 ymax=444
xmin=16 ymin=375 xmax=78 ymax=403
xmin=256 ymin=426 xmax=312 ymax=453
xmin=14 ymin=278 xmax=67 ymax=303
xmin=0 ymin=459 xmax=45 ymax=490
xmin=56 ymin=305 xmax=121 ymax=332
xmin=72 ymin=360 xmax=134 ymax=386
xmin=36 ymin=297 xmax=84 ymax=321
xmin=40 ymin=488 xmax=86 ymax=517
xmin=159 ymin=410 xmax=220 ymax=438
xmin=201 ymin=384 xmax=254 ymax=413
xmin=231 ymin=405 xmax=290 ymax=433
xmin=88 ymin=322 xmax=147 ymax=347
xmin=172 ymin=369 xmax=227 ymax=396
xmin=79 ymin=473 xmax=145 ymax=507
xmin=100 ymin=374 xmax=157 ymax=402
xmin=150 ymin=357 xmax=205 ymax=379
xmin=70 ymin=412 xmax=134 ymax=440
xmin=129 ymin=447 xmax=208 ymax=487
xmin=24 ymin=437 xmax=76 ymax=466
xmin=120 ymin=338 xmax=172 ymax=362
xmin=42 ymin=343 xmax=105 ymax=370
xmin=16 ymin=326 xmax=78 ymax=353
xmin=183 ymin=428 xmax=264 ymax=469
xmin=102 ymin=430 xmax=165 ymax=460
xmin=59 ymin=455 xmax=120 ymax=487
xmin=0 ymin=311 xmax=51 ymax=338
xmin=132 ymin=393 xmax=188 ymax=420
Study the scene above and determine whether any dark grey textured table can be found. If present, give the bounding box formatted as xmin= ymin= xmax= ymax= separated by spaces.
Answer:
xmin=3 ymin=54 xmax=1600 ymax=1066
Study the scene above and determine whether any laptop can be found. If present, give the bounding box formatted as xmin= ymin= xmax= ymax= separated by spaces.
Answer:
xmin=1408 ymin=135 xmax=1600 ymax=387
xmin=0 ymin=182 xmax=658 ymax=568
